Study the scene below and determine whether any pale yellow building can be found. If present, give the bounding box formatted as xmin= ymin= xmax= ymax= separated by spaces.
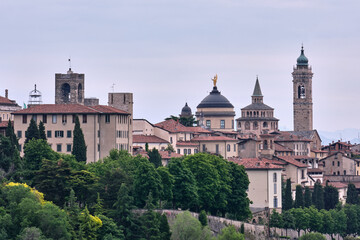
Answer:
xmin=13 ymin=104 xmax=132 ymax=163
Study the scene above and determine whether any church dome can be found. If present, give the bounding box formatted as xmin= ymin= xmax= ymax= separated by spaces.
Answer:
xmin=181 ymin=102 xmax=192 ymax=117
xmin=297 ymin=46 xmax=308 ymax=66
xmin=197 ymin=86 xmax=234 ymax=108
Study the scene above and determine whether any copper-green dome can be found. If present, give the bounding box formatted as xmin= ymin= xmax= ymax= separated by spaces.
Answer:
xmin=297 ymin=46 xmax=308 ymax=66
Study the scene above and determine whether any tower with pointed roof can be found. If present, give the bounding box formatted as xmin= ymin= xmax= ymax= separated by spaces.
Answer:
xmin=236 ymin=77 xmax=279 ymax=135
xmin=292 ymin=46 xmax=313 ymax=131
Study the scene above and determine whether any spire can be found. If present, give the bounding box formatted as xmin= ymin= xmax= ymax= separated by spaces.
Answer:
xmin=252 ymin=76 xmax=263 ymax=97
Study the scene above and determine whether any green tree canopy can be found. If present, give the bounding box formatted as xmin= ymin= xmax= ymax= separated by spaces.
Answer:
xmin=312 ymin=182 xmax=324 ymax=210
xmin=294 ymin=185 xmax=304 ymax=208
xmin=324 ymin=184 xmax=339 ymax=210
xmin=148 ymin=148 xmax=162 ymax=168
xmin=217 ymin=225 xmax=244 ymax=240
xmin=38 ymin=121 xmax=47 ymax=141
xmin=304 ymin=186 xmax=312 ymax=208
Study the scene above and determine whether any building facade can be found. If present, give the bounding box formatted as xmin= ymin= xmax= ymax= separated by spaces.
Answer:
xmin=55 ymin=68 xmax=85 ymax=104
xmin=13 ymin=104 xmax=132 ymax=163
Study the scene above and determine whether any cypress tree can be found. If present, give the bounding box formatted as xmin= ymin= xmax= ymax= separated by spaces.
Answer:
xmin=5 ymin=119 xmax=19 ymax=149
xmin=159 ymin=214 xmax=171 ymax=240
xmin=198 ymin=210 xmax=207 ymax=227
xmin=324 ymin=184 xmax=339 ymax=210
xmin=313 ymin=182 xmax=324 ymax=209
xmin=25 ymin=118 xmax=39 ymax=144
xmin=72 ymin=116 xmax=87 ymax=163
xmin=148 ymin=148 xmax=162 ymax=168
xmin=294 ymin=185 xmax=304 ymax=208
xmin=283 ymin=178 xmax=293 ymax=210
xmin=346 ymin=183 xmax=359 ymax=204
xmin=304 ymin=186 xmax=312 ymax=207
xmin=38 ymin=121 xmax=47 ymax=141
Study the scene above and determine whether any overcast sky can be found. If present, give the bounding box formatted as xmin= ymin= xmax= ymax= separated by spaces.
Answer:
xmin=1 ymin=0 xmax=359 ymax=132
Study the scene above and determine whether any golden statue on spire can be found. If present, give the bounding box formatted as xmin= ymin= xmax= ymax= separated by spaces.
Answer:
xmin=212 ymin=74 xmax=218 ymax=87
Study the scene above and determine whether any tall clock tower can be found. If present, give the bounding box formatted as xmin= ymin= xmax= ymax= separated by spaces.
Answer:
xmin=292 ymin=46 xmax=313 ymax=131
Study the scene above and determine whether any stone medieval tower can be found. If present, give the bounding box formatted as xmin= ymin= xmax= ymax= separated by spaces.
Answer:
xmin=55 ymin=68 xmax=85 ymax=104
xmin=292 ymin=46 xmax=313 ymax=131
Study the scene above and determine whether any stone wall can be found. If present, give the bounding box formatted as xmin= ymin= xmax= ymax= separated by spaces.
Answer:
xmin=134 ymin=209 xmax=342 ymax=240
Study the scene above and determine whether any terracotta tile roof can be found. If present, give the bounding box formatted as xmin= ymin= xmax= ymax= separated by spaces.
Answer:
xmin=228 ymin=157 xmax=283 ymax=170
xmin=188 ymin=126 xmax=211 ymax=133
xmin=90 ymin=105 xmax=130 ymax=114
xmin=311 ymin=149 xmax=328 ymax=153
xmin=274 ymin=131 xmax=312 ymax=142
xmin=0 ymin=96 xmax=17 ymax=105
xmin=0 ymin=120 xmax=10 ymax=128
xmin=12 ymin=104 xmax=129 ymax=115
xmin=159 ymin=150 xmax=183 ymax=159
xmin=155 ymin=119 xmax=189 ymax=133
xmin=275 ymin=143 xmax=293 ymax=152
xmin=275 ymin=156 xmax=308 ymax=168
xmin=322 ymin=181 xmax=347 ymax=189
xmin=133 ymin=135 xmax=169 ymax=144
xmin=307 ymin=168 xmax=324 ymax=173
xmin=176 ymin=141 xmax=198 ymax=146
xmin=191 ymin=136 xmax=238 ymax=142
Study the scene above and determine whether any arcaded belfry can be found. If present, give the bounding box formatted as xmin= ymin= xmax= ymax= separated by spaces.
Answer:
xmin=195 ymin=75 xmax=235 ymax=131
xmin=292 ymin=46 xmax=313 ymax=131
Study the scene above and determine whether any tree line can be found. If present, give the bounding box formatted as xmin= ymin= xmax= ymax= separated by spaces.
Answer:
xmin=0 ymin=119 xmax=249 ymax=239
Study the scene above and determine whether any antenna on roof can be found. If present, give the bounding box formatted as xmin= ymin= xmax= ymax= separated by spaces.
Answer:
xmin=68 ymin=58 xmax=72 ymax=71
xmin=111 ymin=83 xmax=115 ymax=92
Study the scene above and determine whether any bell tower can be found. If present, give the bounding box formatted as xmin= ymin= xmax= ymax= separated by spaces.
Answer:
xmin=292 ymin=46 xmax=313 ymax=131
xmin=55 ymin=67 xmax=85 ymax=104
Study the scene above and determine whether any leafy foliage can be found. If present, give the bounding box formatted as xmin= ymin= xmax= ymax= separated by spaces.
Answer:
xmin=72 ymin=116 xmax=87 ymax=163
xmin=283 ymin=178 xmax=293 ymax=210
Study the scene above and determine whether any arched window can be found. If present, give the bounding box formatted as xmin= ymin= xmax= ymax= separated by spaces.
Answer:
xmin=245 ymin=121 xmax=250 ymax=130
xmin=61 ymin=83 xmax=71 ymax=103
xmin=263 ymin=122 xmax=268 ymax=128
xmin=253 ymin=121 xmax=258 ymax=130
xmin=264 ymin=140 xmax=268 ymax=150
xmin=78 ymin=83 xmax=83 ymax=103
xmin=298 ymin=85 xmax=306 ymax=98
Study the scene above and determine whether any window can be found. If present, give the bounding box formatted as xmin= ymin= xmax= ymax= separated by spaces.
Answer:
xmin=227 ymin=144 xmax=230 ymax=152
xmin=234 ymin=144 xmax=236 ymax=152
xmin=55 ymin=131 xmax=64 ymax=138
xmin=42 ymin=114 xmax=47 ymax=123
xmin=206 ymin=120 xmax=211 ymax=128
xmin=66 ymin=144 xmax=72 ymax=152
xmin=220 ymin=120 xmax=225 ymax=129
xmin=184 ymin=149 xmax=187 ymax=155
xmin=301 ymin=169 xmax=305 ymax=179
xmin=67 ymin=130 xmax=72 ymax=138
xmin=22 ymin=115 xmax=27 ymax=124
xmin=62 ymin=115 xmax=67 ymax=124
xmin=216 ymin=144 xmax=219 ymax=154
xmin=170 ymin=137 xmax=173 ymax=144
xmin=273 ymin=173 xmax=277 ymax=182
xmin=47 ymin=130 xmax=52 ymax=138
xmin=105 ymin=114 xmax=110 ymax=123
xmin=332 ymin=161 xmax=334 ymax=166
xmin=231 ymin=120 xmax=234 ymax=129
xmin=338 ymin=161 xmax=340 ymax=167
xmin=18 ymin=144 xmax=22 ymax=152
xmin=274 ymin=183 xmax=277 ymax=194
xmin=253 ymin=121 xmax=258 ymax=130
xmin=32 ymin=115 xmax=37 ymax=122
xmin=177 ymin=149 xmax=180 ymax=154
xmin=98 ymin=144 xmax=100 ymax=152
xmin=82 ymin=114 xmax=87 ymax=123
xmin=344 ymin=170 xmax=347 ymax=175
xmin=194 ymin=149 xmax=198 ymax=154
xmin=245 ymin=121 xmax=250 ymax=130
xmin=57 ymin=144 xmax=62 ymax=152
xmin=274 ymin=197 xmax=278 ymax=208
xmin=52 ymin=115 xmax=57 ymax=124
xmin=17 ymin=131 xmax=22 ymax=138
xmin=98 ymin=130 xmax=100 ymax=138
xmin=72 ymin=114 xmax=76 ymax=123
xmin=263 ymin=122 xmax=268 ymax=128
xmin=202 ymin=144 xmax=206 ymax=152
xmin=188 ymin=149 xmax=191 ymax=154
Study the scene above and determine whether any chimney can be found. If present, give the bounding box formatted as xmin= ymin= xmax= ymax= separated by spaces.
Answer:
xmin=5 ymin=89 xmax=8 ymax=99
